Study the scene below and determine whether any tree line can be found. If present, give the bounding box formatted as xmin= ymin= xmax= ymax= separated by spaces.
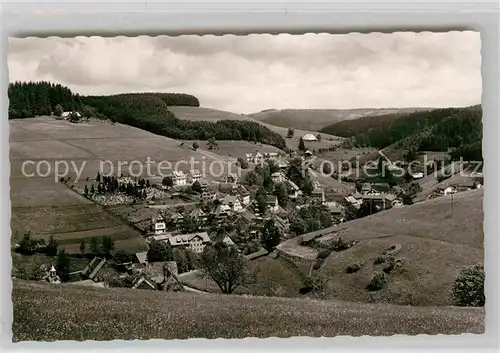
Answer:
xmin=8 ymin=81 xmax=84 ymax=119
xmin=82 ymin=93 xmax=286 ymax=149
xmin=321 ymin=105 xmax=482 ymax=161
xmin=8 ymin=81 xmax=287 ymax=149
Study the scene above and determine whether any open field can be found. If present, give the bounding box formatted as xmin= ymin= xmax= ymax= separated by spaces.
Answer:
xmin=12 ymin=279 xmax=484 ymax=341
xmin=249 ymin=107 xmax=433 ymax=133
xmin=169 ymin=106 xmax=344 ymax=151
xmin=181 ymin=139 xmax=282 ymax=159
xmin=278 ymin=189 xmax=483 ymax=306
xmin=9 ymin=117 xmax=243 ymax=182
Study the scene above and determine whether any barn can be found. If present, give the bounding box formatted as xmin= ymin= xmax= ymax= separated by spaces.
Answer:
xmin=302 ymin=133 xmax=318 ymax=142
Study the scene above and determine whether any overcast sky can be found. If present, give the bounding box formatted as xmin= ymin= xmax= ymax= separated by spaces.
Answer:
xmin=8 ymin=31 xmax=481 ymax=114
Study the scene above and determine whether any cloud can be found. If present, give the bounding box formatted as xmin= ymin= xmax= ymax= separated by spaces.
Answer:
xmin=8 ymin=31 xmax=481 ymax=113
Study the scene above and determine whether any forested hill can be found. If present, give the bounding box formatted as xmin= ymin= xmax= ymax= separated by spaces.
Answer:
xmin=7 ymin=81 xmax=286 ymax=150
xmin=83 ymin=94 xmax=286 ymax=148
xmin=321 ymin=105 xmax=482 ymax=160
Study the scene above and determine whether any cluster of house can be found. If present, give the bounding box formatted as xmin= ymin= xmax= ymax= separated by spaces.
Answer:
xmin=147 ymin=212 xmax=236 ymax=255
xmin=245 ymin=151 xmax=280 ymax=165
xmin=345 ymin=182 xmax=404 ymax=212
xmin=428 ymin=173 xmax=483 ymax=200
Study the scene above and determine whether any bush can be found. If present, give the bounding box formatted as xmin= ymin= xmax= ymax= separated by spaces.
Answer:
xmin=345 ymin=262 xmax=362 ymax=274
xmin=312 ymin=261 xmax=322 ymax=270
xmin=366 ymin=272 xmax=387 ymax=291
xmin=382 ymin=260 xmax=395 ymax=274
xmin=317 ymin=248 xmax=332 ymax=260
xmin=452 ymin=263 xmax=485 ymax=307
xmin=373 ymin=256 xmax=387 ymax=265
xmin=237 ymin=157 xmax=249 ymax=169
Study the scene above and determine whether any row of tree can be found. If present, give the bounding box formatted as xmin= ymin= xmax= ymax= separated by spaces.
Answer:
xmin=8 ymin=81 xmax=287 ymax=149
xmin=8 ymin=81 xmax=84 ymax=119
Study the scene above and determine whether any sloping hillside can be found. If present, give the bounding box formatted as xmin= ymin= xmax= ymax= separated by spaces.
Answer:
xmin=250 ymin=107 xmax=432 ymax=132
xmin=12 ymin=280 xmax=484 ymax=341
xmin=279 ymin=189 xmax=483 ymax=306
xmin=321 ymin=106 xmax=482 ymax=161
xmin=169 ymin=106 xmax=344 ymax=151
xmin=9 ymin=117 xmax=245 ymax=255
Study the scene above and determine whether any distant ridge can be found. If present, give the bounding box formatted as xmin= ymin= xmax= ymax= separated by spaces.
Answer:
xmin=250 ymin=107 xmax=433 ymax=132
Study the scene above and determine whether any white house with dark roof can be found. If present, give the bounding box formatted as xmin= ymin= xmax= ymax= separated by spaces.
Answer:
xmin=170 ymin=171 xmax=187 ymax=186
xmin=266 ymin=195 xmax=280 ymax=212
xmin=152 ymin=213 xmax=167 ymax=235
xmin=189 ymin=169 xmax=201 ymax=183
xmin=168 ymin=232 xmax=211 ymax=254
xmin=222 ymin=195 xmax=243 ymax=212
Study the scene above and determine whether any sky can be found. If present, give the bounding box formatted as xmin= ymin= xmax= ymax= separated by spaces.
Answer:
xmin=8 ymin=31 xmax=481 ymax=114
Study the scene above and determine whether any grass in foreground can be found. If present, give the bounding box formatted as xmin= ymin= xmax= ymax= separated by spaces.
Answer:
xmin=12 ymin=280 xmax=483 ymax=341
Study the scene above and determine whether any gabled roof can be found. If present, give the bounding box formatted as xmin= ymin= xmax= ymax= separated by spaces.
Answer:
xmin=168 ymin=232 xmax=211 ymax=247
xmin=222 ymin=195 xmax=240 ymax=205
xmin=302 ymin=133 xmax=318 ymax=141
xmin=190 ymin=169 xmax=201 ymax=176
xmin=152 ymin=212 xmax=165 ymax=223
xmin=287 ymin=180 xmax=300 ymax=191
xmin=189 ymin=207 xmax=206 ymax=218
xmin=172 ymin=170 xmax=186 ymax=178
xmin=237 ymin=184 xmax=250 ymax=196
xmin=266 ymin=195 xmax=278 ymax=204
xmin=135 ymin=251 xmax=148 ymax=264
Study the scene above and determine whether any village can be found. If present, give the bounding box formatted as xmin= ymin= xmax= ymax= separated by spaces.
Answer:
xmin=26 ymin=120 xmax=484 ymax=293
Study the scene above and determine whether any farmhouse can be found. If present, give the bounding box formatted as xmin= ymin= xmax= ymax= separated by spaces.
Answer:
xmin=152 ymin=213 xmax=167 ymax=235
xmin=361 ymin=193 xmax=397 ymax=212
xmin=168 ymin=232 xmax=212 ymax=254
xmin=271 ymin=171 xmax=286 ymax=183
xmin=245 ymin=151 xmax=265 ymax=164
xmin=211 ymin=203 xmax=231 ymax=218
xmin=323 ymin=201 xmax=344 ymax=218
xmin=199 ymin=181 xmax=216 ymax=203
xmin=189 ymin=169 xmax=201 ymax=183
xmin=170 ymin=171 xmax=187 ymax=186
xmin=60 ymin=111 xmax=82 ymax=120
xmin=189 ymin=207 xmax=206 ymax=219
xmin=42 ymin=265 xmax=61 ymax=284
xmin=287 ymin=180 xmax=302 ymax=199
xmin=266 ymin=195 xmax=280 ymax=212
xmin=221 ymin=195 xmax=243 ymax=212
xmin=345 ymin=191 xmax=363 ymax=209
xmin=132 ymin=276 xmax=156 ymax=290
xmin=302 ymin=133 xmax=318 ymax=142
xmin=270 ymin=214 xmax=290 ymax=234
xmin=311 ymin=187 xmax=325 ymax=203
xmin=237 ymin=185 xmax=251 ymax=205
